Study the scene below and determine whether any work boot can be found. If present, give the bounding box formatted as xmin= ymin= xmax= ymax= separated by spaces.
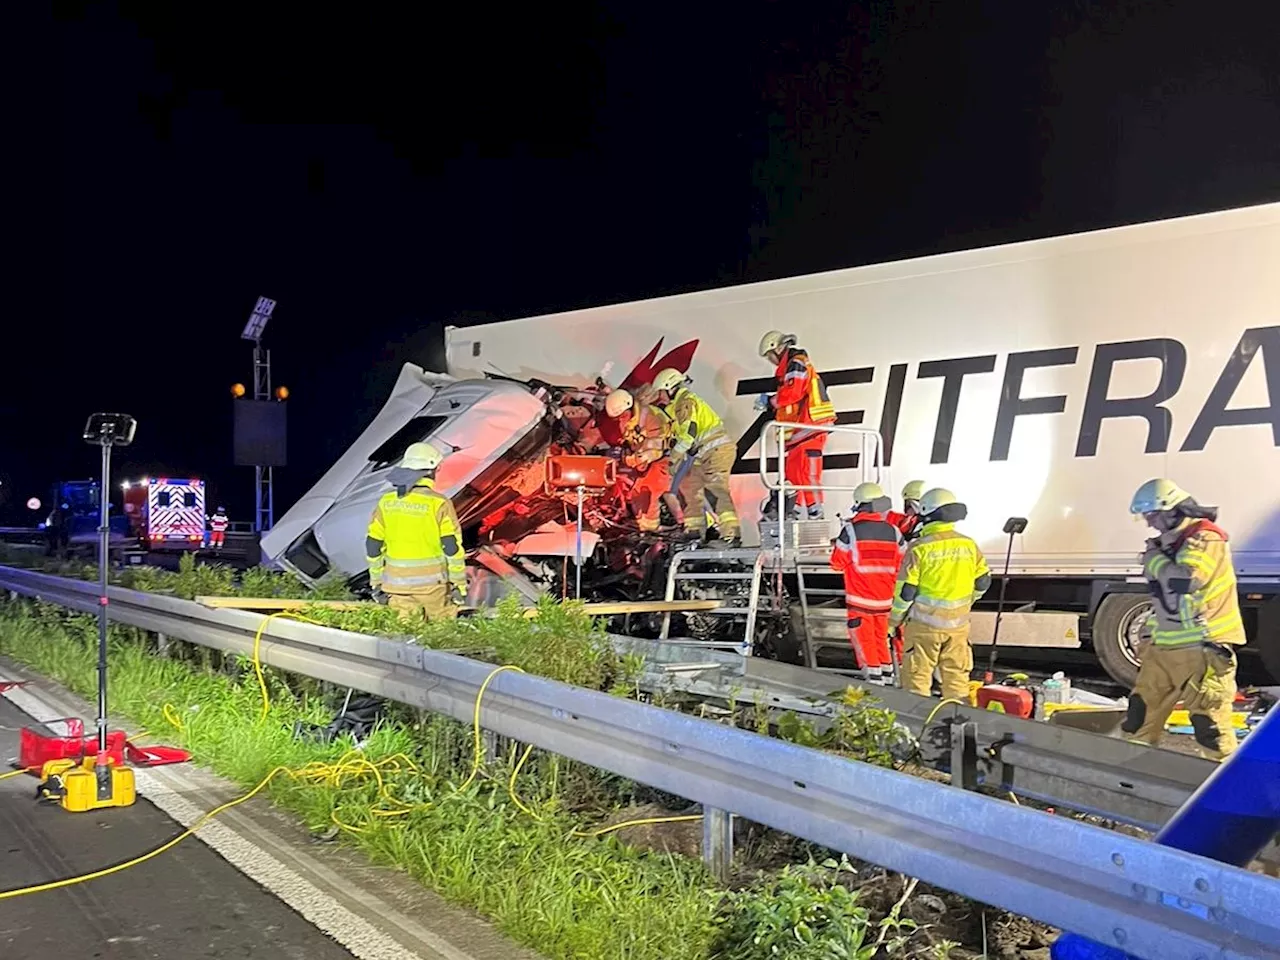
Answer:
xmin=807 ymin=504 xmax=825 ymax=521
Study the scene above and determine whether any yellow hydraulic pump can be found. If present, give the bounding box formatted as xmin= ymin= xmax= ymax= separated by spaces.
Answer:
xmin=38 ymin=756 xmax=136 ymax=812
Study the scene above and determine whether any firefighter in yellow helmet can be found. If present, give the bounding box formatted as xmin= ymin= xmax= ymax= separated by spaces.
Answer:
xmin=1122 ymin=479 xmax=1244 ymax=759
xmin=652 ymin=367 xmax=740 ymax=544
xmin=887 ymin=488 xmax=991 ymax=700
xmin=366 ymin=442 xmax=467 ymax=621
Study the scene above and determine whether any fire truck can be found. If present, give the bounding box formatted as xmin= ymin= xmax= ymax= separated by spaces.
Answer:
xmin=122 ymin=478 xmax=208 ymax=552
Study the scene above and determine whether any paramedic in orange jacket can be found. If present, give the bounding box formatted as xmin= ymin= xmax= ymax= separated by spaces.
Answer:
xmin=757 ymin=331 xmax=837 ymax=520
xmin=603 ymin=388 xmax=677 ymax=531
xmin=829 ymin=482 xmax=904 ymax=684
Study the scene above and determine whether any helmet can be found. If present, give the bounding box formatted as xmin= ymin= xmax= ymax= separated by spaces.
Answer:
xmin=852 ymin=481 xmax=885 ymax=504
xmin=652 ymin=368 xmax=688 ymax=394
xmin=604 ymin=389 xmax=634 ymax=418
xmin=1130 ymin=478 xmax=1191 ymax=515
xmin=919 ymin=487 xmax=958 ymax=516
xmin=217 ymin=506 xmax=225 ymax=512
xmin=400 ymin=441 xmax=444 ymax=471
xmin=901 ymin=480 xmax=926 ymax=503
xmin=758 ymin=330 xmax=796 ymax=359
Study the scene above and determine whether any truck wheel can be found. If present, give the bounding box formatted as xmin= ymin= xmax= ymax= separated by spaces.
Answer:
xmin=1092 ymin=593 xmax=1152 ymax=688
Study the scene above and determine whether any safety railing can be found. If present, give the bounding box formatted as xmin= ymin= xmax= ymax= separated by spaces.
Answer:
xmin=756 ymin=420 xmax=885 ymax=569
xmin=2 ymin=564 xmax=1278 ymax=960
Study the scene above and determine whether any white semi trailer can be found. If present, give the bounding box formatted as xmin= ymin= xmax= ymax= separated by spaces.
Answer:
xmin=264 ymin=201 xmax=1280 ymax=686
xmin=442 ymin=202 xmax=1280 ymax=685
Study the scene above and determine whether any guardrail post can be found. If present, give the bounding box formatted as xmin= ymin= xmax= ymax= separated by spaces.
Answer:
xmin=482 ymin=729 xmax=500 ymax=765
xmin=949 ymin=721 xmax=978 ymax=791
xmin=701 ymin=806 xmax=733 ymax=880
xmin=156 ymin=632 xmax=169 ymax=656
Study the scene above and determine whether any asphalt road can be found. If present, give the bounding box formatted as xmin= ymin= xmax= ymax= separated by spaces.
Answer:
xmin=0 ymin=696 xmax=354 ymax=960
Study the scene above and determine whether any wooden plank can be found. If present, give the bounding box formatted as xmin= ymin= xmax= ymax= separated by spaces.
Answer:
xmin=196 ymin=596 xmax=724 ymax=615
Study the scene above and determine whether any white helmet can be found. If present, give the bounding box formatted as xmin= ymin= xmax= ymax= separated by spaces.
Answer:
xmin=652 ymin=368 xmax=689 ymax=394
xmin=852 ymin=481 xmax=885 ymax=503
xmin=400 ymin=441 xmax=444 ymax=471
xmin=758 ymin=330 xmax=797 ymax=359
xmin=604 ymin=389 xmax=634 ymax=418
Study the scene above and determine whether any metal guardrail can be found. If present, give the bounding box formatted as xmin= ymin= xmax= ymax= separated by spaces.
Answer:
xmin=1 ymin=566 xmax=1278 ymax=960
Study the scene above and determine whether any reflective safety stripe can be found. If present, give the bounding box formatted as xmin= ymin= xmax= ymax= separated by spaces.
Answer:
xmin=847 ymin=595 xmax=893 ymax=611
xmin=1149 ymin=519 xmax=1245 ymax=647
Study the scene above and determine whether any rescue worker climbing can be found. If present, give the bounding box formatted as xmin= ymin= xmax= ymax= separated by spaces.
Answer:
xmin=887 ymin=480 xmax=926 ymax=542
xmin=1122 ymin=479 xmax=1244 ymax=760
xmin=830 ymin=482 xmax=903 ymax=684
xmin=653 ymin=368 xmax=740 ymax=544
xmin=209 ymin=506 xmax=229 ymax=551
xmin=888 ymin=488 xmax=991 ymax=700
xmin=366 ymin=442 xmax=467 ymax=621
xmin=603 ymin=388 xmax=679 ymax=532
xmin=756 ymin=331 xmax=836 ymax=520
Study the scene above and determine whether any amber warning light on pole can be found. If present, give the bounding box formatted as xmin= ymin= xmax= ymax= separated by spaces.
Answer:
xmin=274 ymin=386 xmax=289 ymax=401
xmin=231 ymin=383 xmax=247 ymax=398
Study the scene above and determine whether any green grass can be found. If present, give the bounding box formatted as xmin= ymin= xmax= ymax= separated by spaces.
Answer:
xmin=0 ymin=552 xmax=951 ymax=958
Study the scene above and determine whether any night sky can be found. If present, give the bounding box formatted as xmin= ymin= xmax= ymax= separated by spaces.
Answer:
xmin=7 ymin=1 xmax=1279 ymax=523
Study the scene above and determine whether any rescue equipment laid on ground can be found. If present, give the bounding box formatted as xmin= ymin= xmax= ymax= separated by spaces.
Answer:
xmin=37 ymin=754 xmax=136 ymax=812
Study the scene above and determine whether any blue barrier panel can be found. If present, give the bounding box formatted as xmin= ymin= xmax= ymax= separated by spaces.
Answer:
xmin=1052 ymin=704 xmax=1280 ymax=960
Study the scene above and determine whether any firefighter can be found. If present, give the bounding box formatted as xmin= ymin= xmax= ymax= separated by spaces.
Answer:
xmin=366 ymin=442 xmax=467 ymax=621
xmin=603 ymin=388 xmax=679 ymax=531
xmin=888 ymin=488 xmax=991 ymax=700
xmin=652 ymin=368 xmax=740 ymax=544
xmin=1122 ymin=479 xmax=1244 ymax=760
xmin=830 ymin=482 xmax=903 ymax=684
xmin=209 ymin=506 xmax=229 ymax=550
xmin=756 ymin=331 xmax=836 ymax=520
xmin=887 ymin=480 xmax=926 ymax=542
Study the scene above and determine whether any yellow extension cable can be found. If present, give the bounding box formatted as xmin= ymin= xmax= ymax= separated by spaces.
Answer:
xmin=0 ymin=609 xmax=703 ymax=899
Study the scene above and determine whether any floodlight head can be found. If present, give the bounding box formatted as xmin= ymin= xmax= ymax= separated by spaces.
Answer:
xmin=241 ymin=295 xmax=277 ymax=342
xmin=83 ymin=413 xmax=137 ymax=448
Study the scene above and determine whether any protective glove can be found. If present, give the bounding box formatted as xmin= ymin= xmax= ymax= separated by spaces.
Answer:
xmin=450 ymin=583 xmax=467 ymax=606
xmin=753 ymin=393 xmax=772 ymax=412
xmin=371 ymin=586 xmax=389 ymax=605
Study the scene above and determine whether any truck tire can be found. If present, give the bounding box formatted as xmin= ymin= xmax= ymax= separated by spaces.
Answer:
xmin=1092 ymin=592 xmax=1152 ymax=688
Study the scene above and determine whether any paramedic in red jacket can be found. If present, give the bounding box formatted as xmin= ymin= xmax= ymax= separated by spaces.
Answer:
xmin=757 ymin=331 xmax=837 ymax=520
xmin=829 ymin=482 xmax=904 ymax=684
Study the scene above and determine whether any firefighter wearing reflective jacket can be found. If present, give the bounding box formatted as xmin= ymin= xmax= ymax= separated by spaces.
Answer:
xmin=1122 ymin=479 xmax=1244 ymax=760
xmin=888 ymin=488 xmax=991 ymax=700
xmin=757 ymin=331 xmax=837 ymax=520
xmin=829 ymin=483 xmax=903 ymax=684
xmin=366 ymin=442 xmax=467 ymax=621
xmin=887 ymin=480 xmax=926 ymax=543
xmin=653 ymin=368 xmax=740 ymax=543
xmin=604 ymin=388 xmax=679 ymax=532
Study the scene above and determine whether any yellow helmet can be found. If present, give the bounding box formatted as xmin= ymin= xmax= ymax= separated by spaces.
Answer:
xmin=758 ymin=330 xmax=796 ymax=359
xmin=1130 ymin=478 xmax=1191 ymax=514
xmin=919 ymin=487 xmax=958 ymax=515
xmin=901 ymin=480 xmax=926 ymax=502
xmin=604 ymin=389 xmax=634 ymax=418
xmin=652 ymin=368 xmax=689 ymax=394
xmin=400 ymin=441 xmax=444 ymax=471
xmin=852 ymin=482 xmax=885 ymax=503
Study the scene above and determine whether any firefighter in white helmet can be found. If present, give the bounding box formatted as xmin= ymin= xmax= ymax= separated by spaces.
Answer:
xmin=829 ymin=482 xmax=903 ymax=684
xmin=1122 ymin=479 xmax=1244 ymax=759
xmin=888 ymin=488 xmax=991 ymax=700
xmin=652 ymin=368 xmax=739 ymax=543
xmin=366 ymin=441 xmax=467 ymax=621
xmin=888 ymin=480 xmax=926 ymax=542
xmin=756 ymin=330 xmax=837 ymax=520
xmin=602 ymin=388 xmax=679 ymax=532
